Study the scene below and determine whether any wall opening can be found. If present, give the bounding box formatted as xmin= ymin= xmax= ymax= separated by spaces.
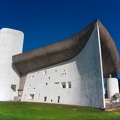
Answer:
xmin=61 ymin=82 xmax=66 ymax=88
xmin=44 ymin=96 xmax=47 ymax=101
xmin=58 ymin=96 xmax=60 ymax=103
xmin=11 ymin=84 xmax=16 ymax=92
xmin=29 ymin=76 xmax=34 ymax=79
xmin=68 ymin=82 xmax=71 ymax=88
xmin=54 ymin=82 xmax=59 ymax=84
xmin=29 ymin=94 xmax=34 ymax=100
xmin=43 ymin=70 xmax=47 ymax=75
xmin=18 ymin=90 xmax=23 ymax=100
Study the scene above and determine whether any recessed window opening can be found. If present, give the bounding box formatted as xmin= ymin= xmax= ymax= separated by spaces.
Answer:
xmin=30 ymin=94 xmax=34 ymax=100
xmin=18 ymin=90 xmax=23 ymax=96
xmin=11 ymin=84 xmax=16 ymax=92
xmin=34 ymin=88 xmax=35 ymax=89
xmin=58 ymin=96 xmax=60 ymax=103
xmin=54 ymin=82 xmax=59 ymax=84
xmin=48 ymin=77 xmax=50 ymax=79
xmin=43 ymin=70 xmax=47 ymax=75
xmin=44 ymin=96 xmax=47 ymax=101
xmin=68 ymin=82 xmax=71 ymax=88
xmin=46 ymin=83 xmax=48 ymax=85
xmin=29 ymin=76 xmax=34 ymax=79
xmin=61 ymin=82 xmax=66 ymax=88
xmin=51 ymin=99 xmax=53 ymax=102
xmin=55 ymin=70 xmax=57 ymax=72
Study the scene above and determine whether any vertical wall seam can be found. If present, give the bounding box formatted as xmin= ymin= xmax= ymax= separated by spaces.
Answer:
xmin=96 ymin=22 xmax=105 ymax=108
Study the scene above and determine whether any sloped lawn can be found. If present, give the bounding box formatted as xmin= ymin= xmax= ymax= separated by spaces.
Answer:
xmin=0 ymin=102 xmax=120 ymax=120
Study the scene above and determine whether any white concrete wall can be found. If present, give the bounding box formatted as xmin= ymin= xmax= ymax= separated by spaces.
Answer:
xmin=0 ymin=28 xmax=24 ymax=101
xmin=21 ymin=24 xmax=105 ymax=109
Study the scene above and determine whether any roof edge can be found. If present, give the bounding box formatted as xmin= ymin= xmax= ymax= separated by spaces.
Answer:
xmin=12 ymin=19 xmax=120 ymax=77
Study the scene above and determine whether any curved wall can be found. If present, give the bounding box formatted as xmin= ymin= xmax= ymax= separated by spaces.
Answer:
xmin=0 ymin=28 xmax=24 ymax=101
xmin=21 ymin=24 xmax=105 ymax=109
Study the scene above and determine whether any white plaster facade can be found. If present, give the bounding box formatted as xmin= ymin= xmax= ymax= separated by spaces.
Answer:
xmin=21 ymin=24 xmax=105 ymax=109
xmin=0 ymin=21 xmax=119 ymax=109
xmin=0 ymin=28 xmax=24 ymax=101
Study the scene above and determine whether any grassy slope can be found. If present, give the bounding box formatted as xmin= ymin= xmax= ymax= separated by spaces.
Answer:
xmin=0 ymin=102 xmax=120 ymax=120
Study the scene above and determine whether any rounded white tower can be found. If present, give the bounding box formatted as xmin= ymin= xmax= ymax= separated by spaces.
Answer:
xmin=0 ymin=28 xmax=24 ymax=101
xmin=107 ymin=74 xmax=119 ymax=98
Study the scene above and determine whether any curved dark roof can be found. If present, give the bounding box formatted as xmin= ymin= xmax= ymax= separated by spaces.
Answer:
xmin=13 ymin=19 xmax=120 ymax=77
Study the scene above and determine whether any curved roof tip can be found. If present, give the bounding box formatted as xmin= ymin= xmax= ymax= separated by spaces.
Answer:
xmin=93 ymin=19 xmax=102 ymax=26
xmin=95 ymin=18 xmax=100 ymax=22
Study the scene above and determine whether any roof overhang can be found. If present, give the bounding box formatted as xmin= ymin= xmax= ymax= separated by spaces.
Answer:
xmin=12 ymin=19 xmax=120 ymax=77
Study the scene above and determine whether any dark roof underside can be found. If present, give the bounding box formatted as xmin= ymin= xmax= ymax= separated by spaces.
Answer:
xmin=12 ymin=19 xmax=120 ymax=77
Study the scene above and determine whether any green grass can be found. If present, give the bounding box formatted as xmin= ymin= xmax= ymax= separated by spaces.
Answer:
xmin=0 ymin=102 xmax=120 ymax=120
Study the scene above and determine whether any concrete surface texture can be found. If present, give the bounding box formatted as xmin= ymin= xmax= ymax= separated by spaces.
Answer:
xmin=0 ymin=28 xmax=24 ymax=101
xmin=21 ymin=24 xmax=105 ymax=109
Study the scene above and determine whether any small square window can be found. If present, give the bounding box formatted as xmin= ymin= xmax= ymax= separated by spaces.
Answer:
xmin=54 ymin=82 xmax=59 ymax=84
xmin=11 ymin=85 xmax=16 ymax=92
xmin=43 ymin=70 xmax=47 ymax=75
xmin=61 ymin=82 xmax=66 ymax=88
xmin=30 ymin=94 xmax=34 ymax=100
xmin=44 ymin=97 xmax=47 ymax=101
xmin=29 ymin=76 xmax=34 ymax=79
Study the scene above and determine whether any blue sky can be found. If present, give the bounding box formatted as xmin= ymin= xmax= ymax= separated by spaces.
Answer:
xmin=0 ymin=0 xmax=120 ymax=52
xmin=0 ymin=0 xmax=120 ymax=77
